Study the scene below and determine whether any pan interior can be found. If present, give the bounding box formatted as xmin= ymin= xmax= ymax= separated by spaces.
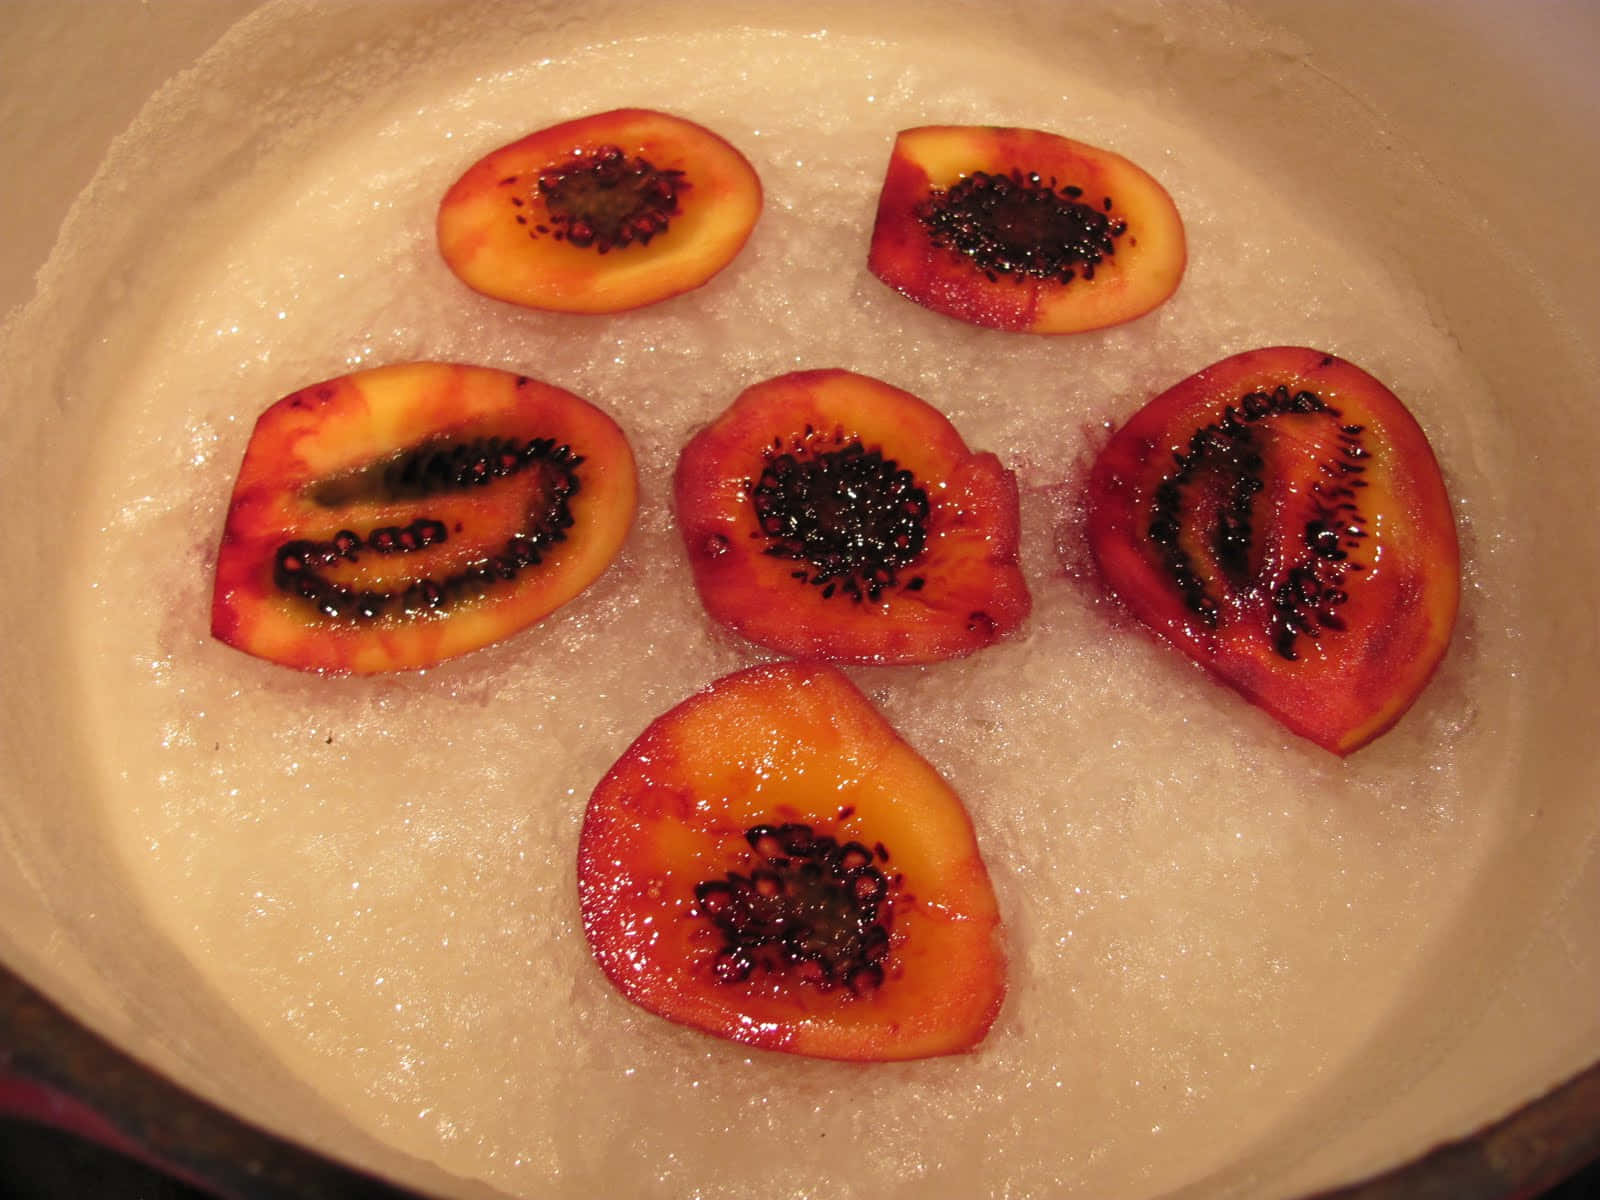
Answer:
xmin=1 ymin=2 xmax=1596 ymax=1198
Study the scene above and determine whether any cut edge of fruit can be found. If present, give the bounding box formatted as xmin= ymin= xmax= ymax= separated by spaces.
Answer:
xmin=674 ymin=369 xmax=1032 ymax=665
xmin=577 ymin=660 xmax=1007 ymax=1061
xmin=437 ymin=108 xmax=764 ymax=314
xmin=1085 ymin=346 xmax=1459 ymax=755
xmin=868 ymin=124 xmax=1186 ymax=335
xmin=211 ymin=361 xmax=639 ymax=674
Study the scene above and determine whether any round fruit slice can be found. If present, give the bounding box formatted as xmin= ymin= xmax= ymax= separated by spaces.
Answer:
xmin=437 ymin=108 xmax=763 ymax=314
xmin=212 ymin=362 xmax=637 ymax=673
xmin=674 ymin=369 xmax=1031 ymax=664
xmin=578 ymin=661 xmax=1006 ymax=1061
xmin=1086 ymin=347 xmax=1459 ymax=754
xmin=868 ymin=125 xmax=1186 ymax=334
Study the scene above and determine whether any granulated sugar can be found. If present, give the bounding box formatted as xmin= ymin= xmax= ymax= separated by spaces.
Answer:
xmin=54 ymin=12 xmax=1524 ymax=1200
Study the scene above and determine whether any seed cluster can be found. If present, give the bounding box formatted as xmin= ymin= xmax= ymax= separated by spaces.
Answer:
xmin=385 ymin=436 xmax=575 ymax=498
xmin=750 ymin=432 xmax=930 ymax=603
xmin=507 ymin=144 xmax=685 ymax=253
xmin=1147 ymin=385 xmax=1372 ymax=660
xmin=694 ymin=823 xmax=895 ymax=994
xmin=917 ymin=168 xmax=1127 ymax=285
xmin=275 ymin=437 xmax=583 ymax=622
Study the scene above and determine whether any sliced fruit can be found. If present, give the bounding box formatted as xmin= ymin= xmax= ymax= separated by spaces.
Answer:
xmin=868 ymin=125 xmax=1186 ymax=334
xmin=578 ymin=661 xmax=1006 ymax=1061
xmin=1086 ymin=347 xmax=1459 ymax=754
xmin=212 ymin=362 xmax=637 ymax=673
xmin=437 ymin=107 xmax=762 ymax=314
xmin=674 ymin=369 xmax=1030 ymax=664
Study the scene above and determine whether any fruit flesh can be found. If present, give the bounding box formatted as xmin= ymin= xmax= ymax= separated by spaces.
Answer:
xmin=437 ymin=108 xmax=762 ymax=314
xmin=212 ymin=362 xmax=637 ymax=673
xmin=868 ymin=125 xmax=1186 ymax=333
xmin=1086 ymin=347 xmax=1459 ymax=754
xmin=675 ymin=369 xmax=1031 ymax=664
xmin=577 ymin=661 xmax=1006 ymax=1061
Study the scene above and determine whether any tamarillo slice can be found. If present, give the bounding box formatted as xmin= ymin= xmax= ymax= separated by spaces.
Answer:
xmin=674 ymin=369 xmax=1030 ymax=664
xmin=212 ymin=362 xmax=637 ymax=673
xmin=868 ymin=125 xmax=1186 ymax=334
xmin=437 ymin=108 xmax=762 ymax=314
xmin=1086 ymin=347 xmax=1459 ymax=754
xmin=578 ymin=661 xmax=1006 ymax=1061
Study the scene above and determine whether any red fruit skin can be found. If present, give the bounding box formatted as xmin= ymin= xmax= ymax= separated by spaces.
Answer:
xmin=1086 ymin=347 xmax=1460 ymax=755
xmin=675 ymin=369 xmax=1031 ymax=664
xmin=578 ymin=662 xmax=1007 ymax=1061
xmin=868 ymin=125 xmax=1186 ymax=334
xmin=211 ymin=362 xmax=637 ymax=674
xmin=437 ymin=108 xmax=762 ymax=314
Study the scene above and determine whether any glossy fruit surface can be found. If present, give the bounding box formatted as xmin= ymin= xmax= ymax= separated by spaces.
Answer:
xmin=868 ymin=125 xmax=1185 ymax=333
xmin=437 ymin=108 xmax=762 ymax=313
xmin=675 ymin=369 xmax=1030 ymax=664
xmin=578 ymin=661 xmax=1006 ymax=1061
xmin=212 ymin=362 xmax=636 ymax=673
xmin=1086 ymin=347 xmax=1459 ymax=754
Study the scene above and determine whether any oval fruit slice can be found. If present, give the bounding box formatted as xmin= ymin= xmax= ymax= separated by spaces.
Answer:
xmin=437 ymin=108 xmax=762 ymax=314
xmin=579 ymin=661 xmax=1006 ymax=1061
xmin=212 ymin=362 xmax=637 ymax=673
xmin=868 ymin=125 xmax=1185 ymax=334
xmin=675 ymin=369 xmax=1031 ymax=664
xmin=1086 ymin=347 xmax=1459 ymax=754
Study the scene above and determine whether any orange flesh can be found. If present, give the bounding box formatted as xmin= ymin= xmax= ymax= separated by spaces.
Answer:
xmin=674 ymin=369 xmax=1031 ymax=664
xmin=1086 ymin=347 xmax=1459 ymax=754
xmin=211 ymin=362 xmax=637 ymax=673
xmin=868 ymin=125 xmax=1186 ymax=333
xmin=578 ymin=661 xmax=1006 ymax=1061
xmin=437 ymin=108 xmax=762 ymax=314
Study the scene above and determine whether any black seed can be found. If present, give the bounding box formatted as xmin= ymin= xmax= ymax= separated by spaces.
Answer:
xmin=697 ymin=820 xmax=898 ymax=993
xmin=1148 ymin=383 xmax=1369 ymax=659
xmin=535 ymin=146 xmax=683 ymax=250
xmin=845 ymin=963 xmax=884 ymax=995
xmin=713 ymin=948 xmax=753 ymax=984
xmin=915 ymin=169 xmax=1123 ymax=286
xmin=752 ymin=437 xmax=929 ymax=603
xmin=836 ymin=842 xmax=874 ymax=872
xmin=851 ymin=870 xmax=887 ymax=907
xmin=276 ymin=433 xmax=579 ymax=620
xmin=779 ymin=825 xmax=815 ymax=855
xmin=746 ymin=825 xmax=785 ymax=858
